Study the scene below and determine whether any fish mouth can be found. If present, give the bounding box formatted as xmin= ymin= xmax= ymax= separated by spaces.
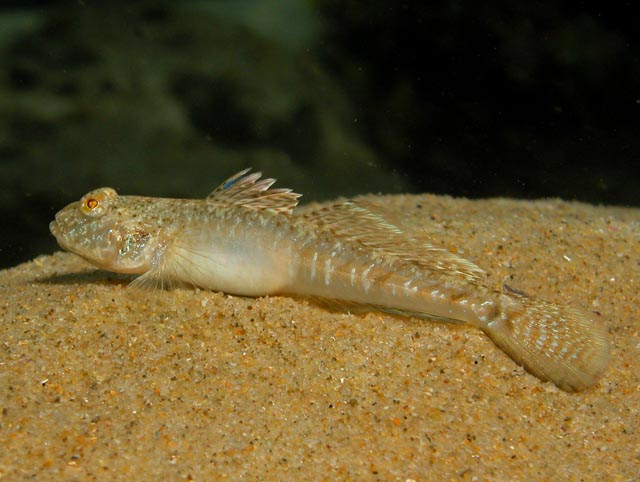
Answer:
xmin=49 ymin=214 xmax=117 ymax=270
xmin=49 ymin=219 xmax=61 ymax=243
xmin=49 ymin=219 xmax=58 ymax=237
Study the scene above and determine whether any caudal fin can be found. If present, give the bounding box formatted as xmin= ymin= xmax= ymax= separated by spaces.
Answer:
xmin=481 ymin=293 xmax=610 ymax=392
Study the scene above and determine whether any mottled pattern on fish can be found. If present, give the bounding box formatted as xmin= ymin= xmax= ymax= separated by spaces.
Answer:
xmin=50 ymin=169 xmax=610 ymax=391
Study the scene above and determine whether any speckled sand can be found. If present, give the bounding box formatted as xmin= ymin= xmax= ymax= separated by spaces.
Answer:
xmin=1 ymin=194 xmax=638 ymax=481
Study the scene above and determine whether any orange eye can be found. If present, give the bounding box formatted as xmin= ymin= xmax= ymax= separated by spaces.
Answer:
xmin=80 ymin=187 xmax=116 ymax=217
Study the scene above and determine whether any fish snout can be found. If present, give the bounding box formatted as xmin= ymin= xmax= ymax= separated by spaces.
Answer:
xmin=49 ymin=212 xmax=73 ymax=249
xmin=49 ymin=218 xmax=68 ymax=250
xmin=49 ymin=219 xmax=58 ymax=236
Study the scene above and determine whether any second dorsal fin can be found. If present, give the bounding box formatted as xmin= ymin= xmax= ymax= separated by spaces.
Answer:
xmin=207 ymin=168 xmax=301 ymax=214
xmin=302 ymin=200 xmax=485 ymax=283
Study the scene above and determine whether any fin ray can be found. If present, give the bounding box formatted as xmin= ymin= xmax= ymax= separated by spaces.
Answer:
xmin=302 ymin=200 xmax=485 ymax=283
xmin=207 ymin=168 xmax=301 ymax=214
xmin=129 ymin=238 xmax=216 ymax=291
xmin=303 ymin=295 xmax=467 ymax=324
xmin=482 ymin=292 xmax=610 ymax=391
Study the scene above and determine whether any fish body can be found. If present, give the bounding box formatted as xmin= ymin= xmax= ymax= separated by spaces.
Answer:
xmin=50 ymin=169 xmax=610 ymax=391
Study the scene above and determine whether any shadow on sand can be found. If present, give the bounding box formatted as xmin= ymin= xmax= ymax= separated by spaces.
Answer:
xmin=38 ymin=269 xmax=134 ymax=287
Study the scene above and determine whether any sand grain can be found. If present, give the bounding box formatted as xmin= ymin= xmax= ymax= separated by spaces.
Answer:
xmin=1 ymin=194 xmax=638 ymax=481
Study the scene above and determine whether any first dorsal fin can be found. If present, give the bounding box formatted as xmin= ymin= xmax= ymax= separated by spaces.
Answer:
xmin=302 ymin=200 xmax=485 ymax=283
xmin=207 ymin=168 xmax=301 ymax=214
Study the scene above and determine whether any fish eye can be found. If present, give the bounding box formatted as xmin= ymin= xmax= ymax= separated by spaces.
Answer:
xmin=81 ymin=196 xmax=103 ymax=216
xmin=80 ymin=187 xmax=117 ymax=217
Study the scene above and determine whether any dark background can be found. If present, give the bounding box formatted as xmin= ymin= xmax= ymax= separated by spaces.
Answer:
xmin=319 ymin=2 xmax=639 ymax=200
xmin=0 ymin=1 xmax=638 ymax=269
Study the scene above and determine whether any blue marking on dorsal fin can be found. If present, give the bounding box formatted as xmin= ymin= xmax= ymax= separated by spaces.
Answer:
xmin=206 ymin=168 xmax=301 ymax=214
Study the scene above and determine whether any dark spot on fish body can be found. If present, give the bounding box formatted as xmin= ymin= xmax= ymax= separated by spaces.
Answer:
xmin=372 ymin=270 xmax=395 ymax=285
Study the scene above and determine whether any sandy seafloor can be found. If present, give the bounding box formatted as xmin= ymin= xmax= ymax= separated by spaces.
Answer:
xmin=0 ymin=193 xmax=638 ymax=481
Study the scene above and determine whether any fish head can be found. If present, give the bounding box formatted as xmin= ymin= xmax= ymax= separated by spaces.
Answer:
xmin=50 ymin=187 xmax=159 ymax=274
